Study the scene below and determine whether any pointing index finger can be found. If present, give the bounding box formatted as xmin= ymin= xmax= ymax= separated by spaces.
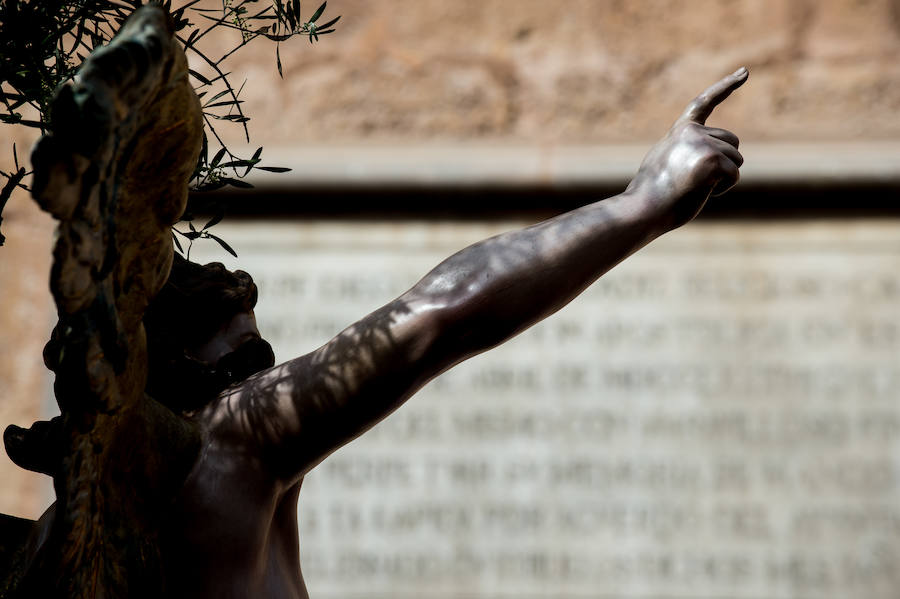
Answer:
xmin=681 ymin=67 xmax=749 ymax=125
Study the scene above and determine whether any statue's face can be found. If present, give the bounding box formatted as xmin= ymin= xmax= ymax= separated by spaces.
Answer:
xmin=187 ymin=310 xmax=262 ymax=365
xmin=147 ymin=308 xmax=274 ymax=412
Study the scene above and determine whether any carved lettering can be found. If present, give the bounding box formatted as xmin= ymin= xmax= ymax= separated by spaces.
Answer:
xmin=189 ymin=221 xmax=900 ymax=598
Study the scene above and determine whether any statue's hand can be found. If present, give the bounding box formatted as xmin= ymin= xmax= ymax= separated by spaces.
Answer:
xmin=4 ymin=417 xmax=64 ymax=477
xmin=627 ymin=67 xmax=748 ymax=231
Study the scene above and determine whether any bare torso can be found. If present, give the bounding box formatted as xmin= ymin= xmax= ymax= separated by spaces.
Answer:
xmin=160 ymin=416 xmax=309 ymax=599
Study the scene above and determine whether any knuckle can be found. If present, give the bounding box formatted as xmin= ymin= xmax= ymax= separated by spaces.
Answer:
xmin=701 ymin=152 xmax=720 ymax=169
xmin=678 ymin=122 xmax=700 ymax=139
xmin=723 ymin=160 xmax=740 ymax=180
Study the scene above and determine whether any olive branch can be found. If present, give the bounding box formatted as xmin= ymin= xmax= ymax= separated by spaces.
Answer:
xmin=0 ymin=0 xmax=340 ymax=254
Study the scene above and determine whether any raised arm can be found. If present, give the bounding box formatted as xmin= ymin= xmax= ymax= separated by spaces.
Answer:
xmin=214 ymin=68 xmax=749 ymax=481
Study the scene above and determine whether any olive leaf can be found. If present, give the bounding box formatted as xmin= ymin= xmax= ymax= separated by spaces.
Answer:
xmin=0 ymin=0 xmax=340 ymax=257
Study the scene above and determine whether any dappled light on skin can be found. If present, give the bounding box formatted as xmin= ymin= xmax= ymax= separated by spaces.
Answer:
xmin=4 ymin=65 xmax=747 ymax=599
xmin=168 ymin=68 xmax=747 ymax=597
xmin=207 ymin=297 xmax=419 ymax=481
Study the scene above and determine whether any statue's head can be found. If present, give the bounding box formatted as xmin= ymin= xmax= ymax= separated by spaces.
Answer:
xmin=144 ymin=255 xmax=275 ymax=413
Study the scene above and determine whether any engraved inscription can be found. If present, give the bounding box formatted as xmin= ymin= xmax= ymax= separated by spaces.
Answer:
xmin=189 ymin=221 xmax=900 ymax=599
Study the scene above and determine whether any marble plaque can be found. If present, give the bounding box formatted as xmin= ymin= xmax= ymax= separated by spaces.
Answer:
xmin=188 ymin=220 xmax=900 ymax=599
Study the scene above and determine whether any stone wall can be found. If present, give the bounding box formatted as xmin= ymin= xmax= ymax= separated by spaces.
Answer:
xmin=0 ymin=190 xmax=55 ymax=519
xmin=0 ymin=117 xmax=53 ymax=518
xmin=188 ymin=220 xmax=900 ymax=599
xmin=202 ymin=0 xmax=900 ymax=145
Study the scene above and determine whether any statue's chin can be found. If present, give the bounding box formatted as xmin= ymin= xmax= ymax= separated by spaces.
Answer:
xmin=150 ymin=337 xmax=275 ymax=414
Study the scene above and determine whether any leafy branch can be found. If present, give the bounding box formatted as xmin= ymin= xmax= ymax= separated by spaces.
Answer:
xmin=0 ymin=144 xmax=28 ymax=246
xmin=0 ymin=0 xmax=340 ymax=251
xmin=173 ymin=211 xmax=236 ymax=261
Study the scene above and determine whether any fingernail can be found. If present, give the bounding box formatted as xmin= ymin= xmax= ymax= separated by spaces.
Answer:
xmin=734 ymin=66 xmax=749 ymax=78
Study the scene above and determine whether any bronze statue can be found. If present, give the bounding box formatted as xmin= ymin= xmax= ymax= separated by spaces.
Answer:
xmin=1 ymin=6 xmax=748 ymax=598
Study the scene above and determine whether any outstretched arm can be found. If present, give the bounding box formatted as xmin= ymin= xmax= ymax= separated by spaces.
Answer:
xmin=213 ymin=68 xmax=748 ymax=481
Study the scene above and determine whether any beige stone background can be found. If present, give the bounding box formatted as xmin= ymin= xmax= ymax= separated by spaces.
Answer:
xmin=213 ymin=0 xmax=900 ymax=144
xmin=1 ymin=0 xmax=899 ymax=518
